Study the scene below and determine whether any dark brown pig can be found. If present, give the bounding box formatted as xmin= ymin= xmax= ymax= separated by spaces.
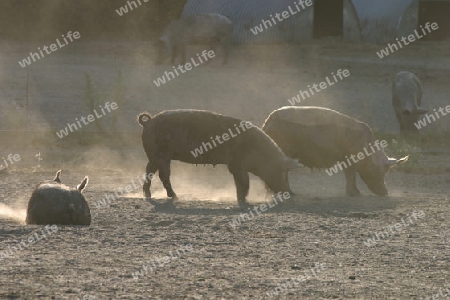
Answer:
xmin=137 ymin=110 xmax=298 ymax=206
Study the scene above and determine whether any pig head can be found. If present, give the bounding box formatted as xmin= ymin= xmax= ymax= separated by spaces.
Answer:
xmin=392 ymin=71 xmax=428 ymax=135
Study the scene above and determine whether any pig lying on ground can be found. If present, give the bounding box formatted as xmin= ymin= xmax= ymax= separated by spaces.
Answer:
xmin=137 ymin=110 xmax=298 ymax=206
xmin=26 ymin=170 xmax=91 ymax=225
xmin=156 ymin=13 xmax=233 ymax=65
xmin=392 ymin=71 xmax=428 ymax=135
xmin=262 ymin=106 xmax=409 ymax=196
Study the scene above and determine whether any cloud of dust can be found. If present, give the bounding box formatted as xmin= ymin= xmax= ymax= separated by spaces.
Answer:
xmin=80 ymin=146 xmax=145 ymax=175
xmin=0 ymin=203 xmax=26 ymax=224
xmin=160 ymin=162 xmax=270 ymax=203
xmin=78 ymin=147 xmax=249 ymax=202
xmin=94 ymin=161 xmax=271 ymax=205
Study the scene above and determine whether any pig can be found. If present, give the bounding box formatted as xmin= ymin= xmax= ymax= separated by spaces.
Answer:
xmin=26 ymin=170 xmax=91 ymax=225
xmin=156 ymin=13 xmax=233 ymax=65
xmin=262 ymin=106 xmax=409 ymax=196
xmin=392 ymin=71 xmax=428 ymax=135
xmin=137 ymin=110 xmax=298 ymax=206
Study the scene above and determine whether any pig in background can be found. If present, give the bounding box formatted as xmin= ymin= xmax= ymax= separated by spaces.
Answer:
xmin=156 ymin=13 xmax=233 ymax=65
xmin=392 ymin=71 xmax=428 ymax=135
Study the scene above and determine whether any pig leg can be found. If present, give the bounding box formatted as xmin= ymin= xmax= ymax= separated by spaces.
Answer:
xmin=393 ymin=96 xmax=410 ymax=134
xmin=396 ymin=116 xmax=405 ymax=133
xmin=170 ymin=44 xmax=179 ymax=65
xmin=157 ymin=157 xmax=177 ymax=199
xmin=180 ymin=47 xmax=186 ymax=65
xmin=204 ymin=37 xmax=219 ymax=65
xmin=393 ymin=107 xmax=407 ymax=134
xmin=143 ymin=161 xmax=158 ymax=198
xmin=177 ymin=42 xmax=187 ymax=65
xmin=221 ymin=37 xmax=231 ymax=65
xmin=171 ymin=42 xmax=187 ymax=65
xmin=344 ymin=168 xmax=361 ymax=196
xmin=228 ymin=163 xmax=249 ymax=204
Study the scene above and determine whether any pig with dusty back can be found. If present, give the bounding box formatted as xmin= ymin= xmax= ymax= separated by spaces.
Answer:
xmin=26 ymin=170 xmax=91 ymax=225
xmin=262 ymin=106 xmax=409 ymax=196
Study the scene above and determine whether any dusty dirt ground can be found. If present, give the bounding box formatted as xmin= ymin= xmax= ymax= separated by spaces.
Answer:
xmin=0 ymin=39 xmax=449 ymax=299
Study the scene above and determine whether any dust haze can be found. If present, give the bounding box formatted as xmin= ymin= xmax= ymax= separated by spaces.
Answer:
xmin=0 ymin=0 xmax=449 ymax=299
xmin=0 ymin=203 xmax=26 ymax=224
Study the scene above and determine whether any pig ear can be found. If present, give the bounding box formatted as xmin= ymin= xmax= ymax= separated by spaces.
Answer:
xmin=77 ymin=176 xmax=88 ymax=192
xmin=387 ymin=155 xmax=409 ymax=167
xmin=54 ymin=170 xmax=61 ymax=183
xmin=415 ymin=108 xmax=428 ymax=114
xmin=396 ymin=155 xmax=409 ymax=165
